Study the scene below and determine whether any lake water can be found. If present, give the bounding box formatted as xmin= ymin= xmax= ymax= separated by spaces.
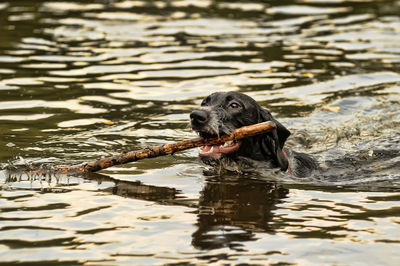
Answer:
xmin=0 ymin=0 xmax=399 ymax=265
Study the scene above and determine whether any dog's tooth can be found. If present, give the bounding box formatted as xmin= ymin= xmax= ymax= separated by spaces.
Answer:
xmin=210 ymin=146 xmax=215 ymax=153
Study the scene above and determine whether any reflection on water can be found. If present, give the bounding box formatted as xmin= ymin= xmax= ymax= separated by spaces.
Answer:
xmin=0 ymin=0 xmax=400 ymax=264
xmin=193 ymin=177 xmax=289 ymax=251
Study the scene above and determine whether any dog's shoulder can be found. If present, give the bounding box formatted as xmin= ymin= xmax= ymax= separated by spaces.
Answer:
xmin=284 ymin=148 xmax=319 ymax=177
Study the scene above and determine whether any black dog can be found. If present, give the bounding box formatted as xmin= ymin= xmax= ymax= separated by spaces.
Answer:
xmin=190 ymin=91 xmax=317 ymax=177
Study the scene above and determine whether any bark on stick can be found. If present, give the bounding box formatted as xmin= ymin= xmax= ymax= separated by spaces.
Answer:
xmin=54 ymin=121 xmax=276 ymax=174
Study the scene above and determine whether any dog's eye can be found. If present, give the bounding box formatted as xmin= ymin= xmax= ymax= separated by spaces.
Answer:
xmin=201 ymin=97 xmax=210 ymax=106
xmin=229 ymin=102 xmax=241 ymax=109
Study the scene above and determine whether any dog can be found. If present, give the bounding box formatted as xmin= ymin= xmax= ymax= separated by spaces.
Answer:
xmin=190 ymin=91 xmax=318 ymax=177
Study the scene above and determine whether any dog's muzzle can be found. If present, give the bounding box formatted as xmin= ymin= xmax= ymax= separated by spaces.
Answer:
xmin=190 ymin=108 xmax=241 ymax=159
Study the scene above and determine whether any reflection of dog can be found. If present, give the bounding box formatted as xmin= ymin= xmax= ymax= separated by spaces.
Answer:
xmin=192 ymin=178 xmax=288 ymax=250
xmin=190 ymin=91 xmax=317 ymax=177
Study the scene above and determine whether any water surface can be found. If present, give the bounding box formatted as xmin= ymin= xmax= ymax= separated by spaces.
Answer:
xmin=0 ymin=0 xmax=399 ymax=265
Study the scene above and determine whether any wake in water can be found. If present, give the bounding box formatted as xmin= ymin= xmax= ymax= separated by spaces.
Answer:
xmin=284 ymin=88 xmax=400 ymax=188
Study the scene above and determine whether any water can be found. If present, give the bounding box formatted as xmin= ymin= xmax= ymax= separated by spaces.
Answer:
xmin=0 ymin=0 xmax=399 ymax=264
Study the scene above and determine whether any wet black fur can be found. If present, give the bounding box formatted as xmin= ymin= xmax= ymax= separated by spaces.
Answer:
xmin=190 ymin=91 xmax=318 ymax=177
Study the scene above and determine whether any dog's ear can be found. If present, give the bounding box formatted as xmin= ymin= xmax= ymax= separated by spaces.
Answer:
xmin=260 ymin=131 xmax=289 ymax=171
xmin=257 ymin=107 xmax=290 ymax=171
xmin=258 ymin=108 xmax=291 ymax=148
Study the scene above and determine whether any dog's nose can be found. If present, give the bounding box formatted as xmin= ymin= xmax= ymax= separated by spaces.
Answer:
xmin=190 ymin=109 xmax=208 ymax=125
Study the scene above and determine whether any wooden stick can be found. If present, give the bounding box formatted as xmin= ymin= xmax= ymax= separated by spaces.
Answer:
xmin=17 ymin=121 xmax=276 ymax=175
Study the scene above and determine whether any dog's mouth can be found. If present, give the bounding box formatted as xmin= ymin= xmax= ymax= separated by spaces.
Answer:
xmin=198 ymin=140 xmax=241 ymax=159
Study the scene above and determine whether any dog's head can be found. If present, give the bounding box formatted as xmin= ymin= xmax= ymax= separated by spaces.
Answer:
xmin=190 ymin=91 xmax=290 ymax=170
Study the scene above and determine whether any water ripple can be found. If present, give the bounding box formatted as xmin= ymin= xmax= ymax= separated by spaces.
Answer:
xmin=1 ymin=0 xmax=400 ymax=264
